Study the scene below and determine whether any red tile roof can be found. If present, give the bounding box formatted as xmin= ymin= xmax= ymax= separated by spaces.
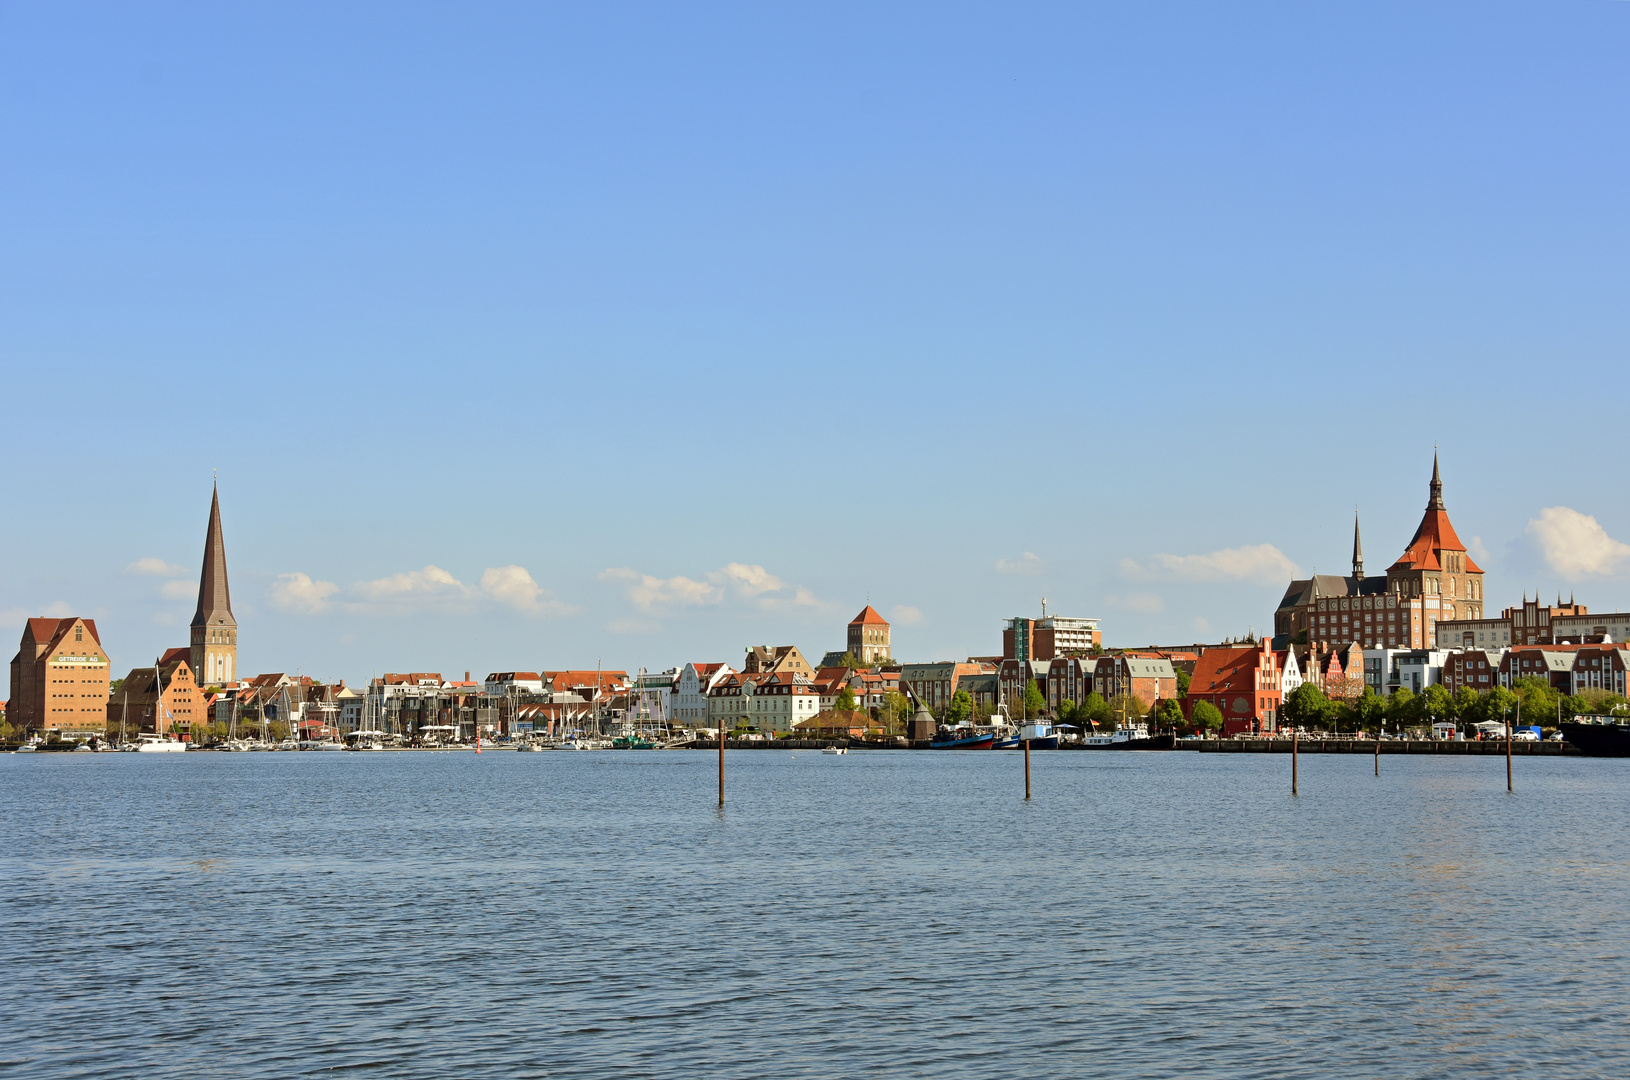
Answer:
xmin=849 ymin=605 xmax=889 ymax=626
xmin=1388 ymin=509 xmax=1482 ymax=574
xmin=1190 ymin=646 xmax=1270 ymax=696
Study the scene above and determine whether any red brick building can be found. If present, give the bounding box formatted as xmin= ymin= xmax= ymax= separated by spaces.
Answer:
xmin=9 ymin=617 xmax=110 ymax=738
xmin=1187 ymin=641 xmax=1281 ymax=735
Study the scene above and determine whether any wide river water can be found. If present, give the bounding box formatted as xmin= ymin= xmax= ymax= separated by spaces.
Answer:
xmin=2 ymin=749 xmax=1627 ymax=1078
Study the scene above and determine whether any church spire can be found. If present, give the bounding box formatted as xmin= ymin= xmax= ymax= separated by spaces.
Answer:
xmin=1427 ymin=451 xmax=1445 ymax=511
xmin=191 ymin=482 xmax=234 ymax=629
xmin=1352 ymin=512 xmax=1364 ymax=582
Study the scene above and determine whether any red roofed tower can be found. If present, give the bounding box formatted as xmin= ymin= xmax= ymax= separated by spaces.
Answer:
xmin=847 ymin=605 xmax=892 ymax=665
xmin=1384 ymin=454 xmax=1486 ymax=646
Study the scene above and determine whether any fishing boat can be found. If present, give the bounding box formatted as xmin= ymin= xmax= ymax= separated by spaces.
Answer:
xmin=930 ymin=726 xmax=996 ymax=749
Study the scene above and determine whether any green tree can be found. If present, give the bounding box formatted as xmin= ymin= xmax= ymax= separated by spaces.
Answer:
xmin=1418 ymin=684 xmax=1454 ymax=728
xmin=1023 ymin=680 xmax=1046 ymax=717
xmin=1451 ymin=685 xmax=1484 ymax=724
xmin=1512 ymin=676 xmax=1558 ymax=724
xmin=1560 ymin=694 xmax=1590 ymax=721
xmin=1386 ymin=687 xmax=1417 ymax=729
xmin=1080 ymin=692 xmax=1111 ymax=730
xmin=1191 ymin=700 xmax=1224 ymax=735
xmin=1056 ymin=698 xmax=1077 ymax=726
xmin=1281 ymin=683 xmax=1333 ymax=731
xmin=1486 ymin=687 xmax=1519 ymax=723
xmin=1351 ymin=688 xmax=1387 ymax=734
xmin=1175 ymin=669 xmax=1191 ymax=697
xmin=946 ymin=690 xmax=973 ymax=726
xmin=835 ymin=687 xmax=857 ymax=713
xmin=880 ymin=690 xmax=912 ymax=735
xmin=1105 ymin=693 xmax=1144 ymax=730
xmin=1577 ymin=688 xmax=1627 ymax=715
xmin=1155 ymin=699 xmax=1184 ymax=730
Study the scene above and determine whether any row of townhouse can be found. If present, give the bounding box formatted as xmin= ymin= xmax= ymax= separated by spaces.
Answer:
xmin=703 ymin=669 xmax=822 ymax=732
xmin=1442 ymin=643 xmax=1630 ymax=699
xmin=996 ymin=655 xmax=1181 ymax=718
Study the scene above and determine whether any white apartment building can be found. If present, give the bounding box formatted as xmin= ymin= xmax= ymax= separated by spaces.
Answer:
xmin=676 ymin=662 xmax=733 ymax=724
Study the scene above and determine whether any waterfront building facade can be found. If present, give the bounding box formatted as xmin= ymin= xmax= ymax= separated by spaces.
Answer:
xmin=1093 ymin=654 xmax=1177 ymax=708
xmin=8 ymin=617 xmax=110 ymax=738
xmin=1568 ymin=646 xmax=1630 ymax=696
xmin=1187 ymin=641 xmax=1281 ymax=734
xmin=1443 ymin=650 xmax=1503 ymax=695
xmin=675 ymin=662 xmax=734 ymax=723
xmin=108 ymin=652 xmax=204 ymax=738
xmin=1499 ymin=646 xmax=1577 ymax=693
xmin=899 ymin=658 xmax=984 ymax=710
xmin=189 ymin=484 xmax=238 ymax=687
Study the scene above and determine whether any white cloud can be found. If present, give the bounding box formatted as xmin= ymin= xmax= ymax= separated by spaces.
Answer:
xmin=160 ymin=580 xmax=196 ymax=599
xmin=0 ymin=604 xmax=69 ymax=626
xmin=1107 ymin=593 xmax=1165 ymax=613
xmin=353 ymin=565 xmax=469 ymax=602
xmin=480 ymin=565 xmax=571 ymax=616
xmin=601 ymin=562 xmax=829 ymax=613
xmin=1528 ymin=507 xmax=1630 ymax=578
xmin=269 ymin=572 xmax=339 ymax=614
xmin=996 ymin=552 xmax=1046 ymax=576
xmin=1121 ymin=544 xmax=1300 ymax=585
xmin=719 ymin=562 xmax=784 ymax=597
xmin=599 ymin=567 xmax=722 ymax=610
xmin=125 ymin=556 xmax=187 ymax=577
xmin=890 ymin=605 xmax=925 ymax=625
xmin=1468 ymin=536 xmax=1492 ymax=566
xmin=1192 ymin=616 xmax=1212 ymax=633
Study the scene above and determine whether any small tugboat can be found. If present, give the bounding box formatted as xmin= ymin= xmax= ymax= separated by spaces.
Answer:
xmin=1560 ymin=717 xmax=1630 ymax=757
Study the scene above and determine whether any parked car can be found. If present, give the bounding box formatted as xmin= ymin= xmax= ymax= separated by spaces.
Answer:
xmin=1513 ymin=730 xmax=1539 ymax=741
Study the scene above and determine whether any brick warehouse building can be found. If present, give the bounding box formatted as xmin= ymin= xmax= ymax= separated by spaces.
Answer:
xmin=9 ymin=617 xmax=111 ymax=738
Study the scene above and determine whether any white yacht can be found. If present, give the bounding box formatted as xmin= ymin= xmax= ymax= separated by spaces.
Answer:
xmin=134 ymin=733 xmax=188 ymax=753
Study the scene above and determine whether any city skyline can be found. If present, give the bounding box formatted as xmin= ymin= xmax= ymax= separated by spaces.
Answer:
xmin=4 ymin=3 xmax=1629 ymax=680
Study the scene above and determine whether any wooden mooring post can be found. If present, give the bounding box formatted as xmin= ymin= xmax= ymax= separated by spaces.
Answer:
xmin=1507 ymin=716 xmax=1514 ymax=793
xmin=1375 ymin=731 xmax=1380 ymax=777
xmin=1023 ymin=738 xmax=1032 ymax=800
xmin=719 ymin=726 xmax=726 ymax=808
xmin=1292 ymin=729 xmax=1299 ymax=796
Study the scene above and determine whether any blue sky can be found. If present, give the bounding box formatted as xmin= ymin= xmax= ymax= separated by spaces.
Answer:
xmin=4 ymin=1 xmax=1628 ymax=684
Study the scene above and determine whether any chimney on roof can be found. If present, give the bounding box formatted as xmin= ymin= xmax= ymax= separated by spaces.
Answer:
xmin=466 ymin=671 xmax=471 ymax=682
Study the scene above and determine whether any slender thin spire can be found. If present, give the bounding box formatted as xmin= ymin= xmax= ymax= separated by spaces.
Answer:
xmin=1427 ymin=451 xmax=1445 ymax=510
xmin=191 ymin=482 xmax=235 ymax=628
xmin=1352 ymin=511 xmax=1364 ymax=581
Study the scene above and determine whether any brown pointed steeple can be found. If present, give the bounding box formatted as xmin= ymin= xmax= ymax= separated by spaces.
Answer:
xmin=1427 ymin=451 xmax=1445 ymax=510
xmin=1352 ymin=512 xmax=1364 ymax=582
xmin=192 ymin=483 xmax=234 ymax=628
xmin=188 ymin=483 xmax=239 ymax=685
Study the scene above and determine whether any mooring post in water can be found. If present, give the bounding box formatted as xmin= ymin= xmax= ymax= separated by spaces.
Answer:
xmin=1292 ymin=729 xmax=1299 ymax=796
xmin=1023 ymin=737 xmax=1031 ymax=800
xmin=1375 ymin=728 xmax=1380 ymax=777
xmin=1507 ymin=712 xmax=1514 ymax=793
xmin=719 ymin=724 xmax=726 ymax=807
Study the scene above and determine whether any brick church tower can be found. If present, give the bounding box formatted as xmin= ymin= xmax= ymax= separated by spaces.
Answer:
xmin=189 ymin=483 xmax=238 ymax=687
